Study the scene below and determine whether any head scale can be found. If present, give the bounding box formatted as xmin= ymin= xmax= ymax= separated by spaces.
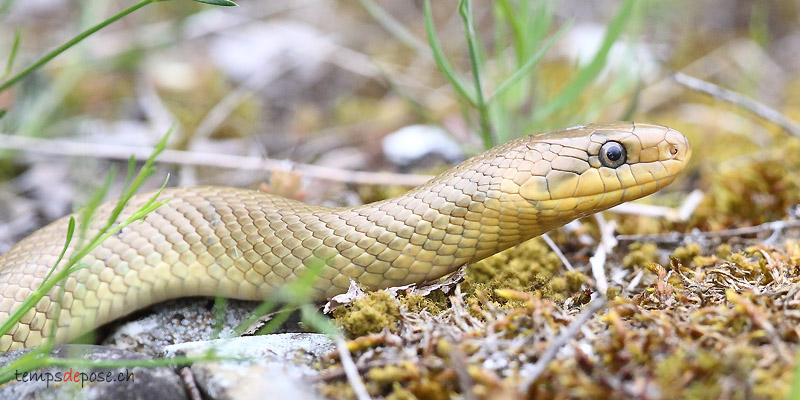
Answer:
xmin=489 ymin=122 xmax=691 ymax=228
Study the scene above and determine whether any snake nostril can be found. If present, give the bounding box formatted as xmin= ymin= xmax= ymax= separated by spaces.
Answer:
xmin=669 ymin=145 xmax=679 ymax=157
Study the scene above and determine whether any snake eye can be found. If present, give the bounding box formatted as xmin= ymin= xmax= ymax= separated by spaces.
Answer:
xmin=599 ymin=141 xmax=626 ymax=168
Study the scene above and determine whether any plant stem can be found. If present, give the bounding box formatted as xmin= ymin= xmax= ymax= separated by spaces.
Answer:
xmin=356 ymin=0 xmax=430 ymax=58
xmin=0 ymin=0 xmax=159 ymax=94
xmin=459 ymin=0 xmax=493 ymax=148
xmin=423 ymin=0 xmax=476 ymax=107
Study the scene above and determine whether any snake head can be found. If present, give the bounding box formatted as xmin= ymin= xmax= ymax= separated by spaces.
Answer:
xmin=494 ymin=122 xmax=691 ymax=222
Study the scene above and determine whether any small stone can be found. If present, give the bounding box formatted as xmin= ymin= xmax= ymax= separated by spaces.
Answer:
xmin=382 ymin=125 xmax=464 ymax=167
xmin=163 ymin=334 xmax=335 ymax=400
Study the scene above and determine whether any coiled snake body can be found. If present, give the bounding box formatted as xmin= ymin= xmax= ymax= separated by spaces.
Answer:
xmin=0 ymin=122 xmax=690 ymax=351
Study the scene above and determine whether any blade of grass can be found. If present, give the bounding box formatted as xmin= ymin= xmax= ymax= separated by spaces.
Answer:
xmin=531 ymin=0 xmax=635 ymax=123
xmin=489 ymin=20 xmax=572 ymax=103
xmin=1 ymin=30 xmax=21 ymax=81
xmin=41 ymin=217 xmax=75 ymax=285
xmin=300 ymin=304 xmax=338 ymax=336
xmin=423 ymin=0 xmax=476 ymax=108
xmin=212 ymin=296 xmax=228 ymax=339
xmin=235 ymin=257 xmax=328 ymax=336
xmin=458 ymin=0 xmax=493 ymax=148
xmin=256 ymin=308 xmax=294 ymax=335
xmin=496 ymin=0 xmax=525 ymax=63
xmin=357 ymin=0 xmax=431 ymax=57
xmin=78 ymin=166 xmax=117 ymax=248
xmin=0 ymin=0 xmax=156 ymax=93
xmin=0 ymin=0 xmax=237 ymax=94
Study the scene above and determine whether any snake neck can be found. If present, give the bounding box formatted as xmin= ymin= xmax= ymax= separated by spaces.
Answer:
xmin=331 ymin=166 xmax=554 ymax=286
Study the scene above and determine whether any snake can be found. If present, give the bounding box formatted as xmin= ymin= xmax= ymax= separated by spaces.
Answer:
xmin=0 ymin=122 xmax=690 ymax=351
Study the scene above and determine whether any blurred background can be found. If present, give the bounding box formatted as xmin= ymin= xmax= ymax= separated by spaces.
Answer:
xmin=0 ymin=0 xmax=798 ymax=251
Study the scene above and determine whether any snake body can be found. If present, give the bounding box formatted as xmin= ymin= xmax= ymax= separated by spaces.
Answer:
xmin=0 ymin=122 xmax=690 ymax=351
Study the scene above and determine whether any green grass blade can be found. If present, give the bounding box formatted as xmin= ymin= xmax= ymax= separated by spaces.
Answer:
xmin=41 ymin=217 xmax=75 ymax=284
xmin=255 ymin=307 xmax=294 ymax=335
xmin=357 ymin=0 xmax=430 ymax=57
xmin=531 ymin=0 xmax=635 ymax=123
xmin=1 ymin=30 xmax=21 ymax=81
xmin=233 ymin=298 xmax=279 ymax=336
xmin=495 ymin=0 xmax=525 ymax=62
xmin=78 ymin=165 xmax=116 ymax=246
xmin=0 ymin=0 xmax=155 ymax=94
xmin=212 ymin=296 xmax=227 ymax=339
xmin=458 ymin=0 xmax=493 ymax=148
xmin=489 ymin=20 xmax=572 ymax=103
xmin=423 ymin=0 xmax=476 ymax=107
xmin=301 ymin=304 xmax=338 ymax=336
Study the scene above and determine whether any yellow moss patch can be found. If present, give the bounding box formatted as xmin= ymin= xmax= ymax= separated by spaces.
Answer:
xmin=623 ymin=242 xmax=659 ymax=269
xmin=672 ymin=242 xmax=702 ymax=266
xmin=464 ymin=238 xmax=566 ymax=304
xmin=401 ymin=293 xmax=445 ymax=315
xmin=692 ymin=138 xmax=800 ymax=229
xmin=332 ymin=290 xmax=401 ymax=337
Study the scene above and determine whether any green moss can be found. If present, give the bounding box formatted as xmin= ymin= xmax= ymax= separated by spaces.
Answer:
xmin=367 ymin=363 xmax=421 ymax=397
xmin=549 ymin=277 xmax=568 ymax=293
xmin=657 ymin=349 xmax=723 ymax=400
xmin=332 ymin=290 xmax=401 ymax=337
xmin=673 ymin=243 xmax=702 ymax=266
xmin=655 ymin=347 xmax=771 ymax=400
xmin=401 ymin=293 xmax=445 ymax=315
xmin=464 ymin=238 xmax=565 ymax=304
xmin=715 ymin=243 xmax=733 ymax=259
xmin=407 ymin=378 xmax=451 ymax=400
xmin=564 ymin=270 xmax=588 ymax=292
xmin=623 ymin=242 xmax=659 ymax=269
xmin=692 ymin=138 xmax=800 ymax=229
xmin=727 ymin=251 xmax=768 ymax=279
xmin=317 ymin=381 xmax=356 ymax=400
xmin=385 ymin=383 xmax=416 ymax=400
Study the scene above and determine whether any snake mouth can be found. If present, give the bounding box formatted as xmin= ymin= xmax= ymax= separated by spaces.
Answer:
xmin=518 ymin=157 xmax=687 ymax=204
xmin=525 ymin=174 xmax=680 ymax=214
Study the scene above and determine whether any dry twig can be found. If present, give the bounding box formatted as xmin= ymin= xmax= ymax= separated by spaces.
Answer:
xmin=590 ymin=213 xmax=617 ymax=294
xmin=673 ymin=72 xmax=800 ymax=138
xmin=518 ymin=295 xmax=608 ymax=394
xmin=0 ymin=134 xmax=432 ymax=187
xmin=179 ymin=367 xmax=204 ymax=400
xmin=617 ymin=218 xmax=800 ymax=244
xmin=335 ymin=335 xmax=372 ymax=400
xmin=541 ymin=233 xmax=573 ymax=271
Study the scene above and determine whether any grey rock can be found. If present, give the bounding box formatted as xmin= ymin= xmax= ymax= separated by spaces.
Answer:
xmin=0 ymin=344 xmax=187 ymax=400
xmin=164 ymin=334 xmax=335 ymax=400
xmin=103 ymin=298 xmax=262 ymax=356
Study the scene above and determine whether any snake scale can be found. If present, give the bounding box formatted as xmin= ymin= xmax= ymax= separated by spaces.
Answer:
xmin=0 ymin=122 xmax=690 ymax=351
